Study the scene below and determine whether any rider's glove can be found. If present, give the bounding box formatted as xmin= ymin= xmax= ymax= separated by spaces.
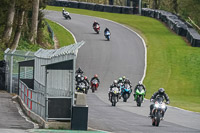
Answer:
xmin=166 ymin=101 xmax=170 ymax=104
xmin=150 ymin=99 xmax=154 ymax=102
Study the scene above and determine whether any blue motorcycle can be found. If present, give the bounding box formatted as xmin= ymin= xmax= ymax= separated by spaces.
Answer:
xmin=121 ymin=84 xmax=132 ymax=102
xmin=104 ymin=31 xmax=111 ymax=41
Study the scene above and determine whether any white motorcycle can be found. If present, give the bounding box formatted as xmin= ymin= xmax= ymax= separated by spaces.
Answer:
xmin=62 ymin=11 xmax=71 ymax=20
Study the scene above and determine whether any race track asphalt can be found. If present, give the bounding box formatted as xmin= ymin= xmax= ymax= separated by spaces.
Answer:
xmin=45 ymin=10 xmax=200 ymax=133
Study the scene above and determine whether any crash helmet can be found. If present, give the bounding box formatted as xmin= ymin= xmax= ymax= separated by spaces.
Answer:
xmin=122 ymin=76 xmax=126 ymax=80
xmin=78 ymin=67 xmax=81 ymax=71
xmin=63 ymin=8 xmax=64 ymax=11
xmin=124 ymin=79 xmax=129 ymax=84
xmin=139 ymin=81 xmax=142 ymax=85
xmin=94 ymin=20 xmax=97 ymax=23
xmin=84 ymin=76 xmax=87 ymax=80
xmin=158 ymin=88 xmax=165 ymax=95
xmin=119 ymin=77 xmax=123 ymax=81
xmin=113 ymin=80 xmax=118 ymax=86
xmin=78 ymin=74 xmax=81 ymax=78
xmin=94 ymin=74 xmax=98 ymax=78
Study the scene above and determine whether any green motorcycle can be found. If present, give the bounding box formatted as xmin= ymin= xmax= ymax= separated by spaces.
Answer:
xmin=134 ymin=86 xmax=146 ymax=106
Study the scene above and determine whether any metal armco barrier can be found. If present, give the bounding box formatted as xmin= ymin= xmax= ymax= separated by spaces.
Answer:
xmin=48 ymin=0 xmax=138 ymax=14
xmin=141 ymin=8 xmax=200 ymax=47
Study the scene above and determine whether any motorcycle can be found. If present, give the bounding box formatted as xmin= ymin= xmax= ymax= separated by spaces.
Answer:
xmin=91 ymin=79 xmax=99 ymax=93
xmin=110 ymin=87 xmax=120 ymax=106
xmin=134 ymin=86 xmax=145 ymax=106
xmin=151 ymin=97 xmax=167 ymax=126
xmin=121 ymin=84 xmax=132 ymax=102
xmin=93 ymin=24 xmax=100 ymax=34
xmin=104 ymin=31 xmax=111 ymax=41
xmin=76 ymin=82 xmax=87 ymax=94
xmin=62 ymin=11 xmax=71 ymax=20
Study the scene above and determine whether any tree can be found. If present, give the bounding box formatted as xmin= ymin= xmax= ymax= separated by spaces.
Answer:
xmin=2 ymin=0 xmax=16 ymax=45
xmin=10 ymin=10 xmax=25 ymax=50
xmin=30 ymin=0 xmax=40 ymax=44
xmin=152 ymin=0 xmax=161 ymax=9
xmin=172 ymin=0 xmax=178 ymax=14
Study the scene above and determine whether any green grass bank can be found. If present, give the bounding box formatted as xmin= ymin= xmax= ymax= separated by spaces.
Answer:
xmin=45 ymin=19 xmax=75 ymax=47
xmin=46 ymin=6 xmax=200 ymax=112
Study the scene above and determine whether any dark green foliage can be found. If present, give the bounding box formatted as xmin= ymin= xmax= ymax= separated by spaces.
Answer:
xmin=17 ymin=38 xmax=40 ymax=51
xmin=143 ymin=0 xmax=200 ymax=31
xmin=0 ymin=0 xmax=50 ymax=59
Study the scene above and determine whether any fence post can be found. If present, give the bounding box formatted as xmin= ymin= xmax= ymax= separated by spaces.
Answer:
xmin=45 ymin=66 xmax=48 ymax=121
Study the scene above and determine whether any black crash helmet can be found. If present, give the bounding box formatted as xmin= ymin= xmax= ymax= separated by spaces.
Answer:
xmin=158 ymin=88 xmax=165 ymax=95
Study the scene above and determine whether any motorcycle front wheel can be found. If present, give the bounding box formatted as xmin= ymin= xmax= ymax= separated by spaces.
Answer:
xmin=137 ymin=96 xmax=142 ymax=107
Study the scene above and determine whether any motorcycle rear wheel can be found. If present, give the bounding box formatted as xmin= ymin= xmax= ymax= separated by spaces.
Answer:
xmin=92 ymin=86 xmax=95 ymax=93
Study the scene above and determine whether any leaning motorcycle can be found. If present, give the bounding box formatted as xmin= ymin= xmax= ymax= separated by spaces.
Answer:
xmin=121 ymin=84 xmax=132 ymax=102
xmin=151 ymin=97 xmax=167 ymax=126
xmin=76 ymin=82 xmax=86 ymax=94
xmin=91 ymin=79 xmax=99 ymax=93
xmin=110 ymin=87 xmax=120 ymax=106
xmin=134 ymin=86 xmax=145 ymax=106
xmin=93 ymin=24 xmax=100 ymax=34
xmin=104 ymin=31 xmax=111 ymax=41
xmin=62 ymin=11 xmax=71 ymax=20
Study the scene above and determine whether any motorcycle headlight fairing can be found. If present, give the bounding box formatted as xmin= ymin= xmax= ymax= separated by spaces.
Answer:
xmin=161 ymin=104 xmax=166 ymax=109
xmin=154 ymin=103 xmax=159 ymax=108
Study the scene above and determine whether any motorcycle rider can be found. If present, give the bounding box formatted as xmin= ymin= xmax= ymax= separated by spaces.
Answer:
xmin=149 ymin=88 xmax=170 ymax=117
xmin=62 ymin=8 xmax=71 ymax=19
xmin=104 ymin=27 xmax=110 ymax=35
xmin=118 ymin=77 xmax=124 ymax=99
xmin=75 ymin=67 xmax=84 ymax=84
xmin=93 ymin=20 xmax=99 ymax=28
xmin=76 ymin=67 xmax=84 ymax=74
xmin=84 ymin=76 xmax=90 ymax=91
xmin=133 ymin=81 xmax=146 ymax=100
xmin=124 ymin=78 xmax=132 ymax=88
xmin=122 ymin=76 xmax=126 ymax=82
xmin=118 ymin=77 xmax=124 ymax=84
xmin=90 ymin=74 xmax=100 ymax=86
xmin=76 ymin=76 xmax=87 ymax=92
xmin=62 ymin=8 xmax=65 ymax=14
xmin=108 ymin=80 xmax=120 ymax=101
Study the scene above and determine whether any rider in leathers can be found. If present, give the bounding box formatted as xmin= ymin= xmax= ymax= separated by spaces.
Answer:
xmin=133 ymin=81 xmax=146 ymax=100
xmin=84 ymin=76 xmax=90 ymax=92
xmin=149 ymin=88 xmax=170 ymax=117
xmin=108 ymin=80 xmax=120 ymax=101
xmin=75 ymin=68 xmax=84 ymax=84
xmin=93 ymin=20 xmax=99 ymax=27
xmin=76 ymin=76 xmax=87 ymax=92
xmin=90 ymin=74 xmax=100 ymax=85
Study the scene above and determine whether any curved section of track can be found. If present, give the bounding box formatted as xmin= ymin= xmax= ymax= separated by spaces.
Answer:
xmin=45 ymin=10 xmax=200 ymax=133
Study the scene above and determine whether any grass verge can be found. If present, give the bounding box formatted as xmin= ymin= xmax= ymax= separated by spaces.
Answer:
xmin=46 ymin=6 xmax=200 ymax=112
xmin=45 ymin=19 xmax=75 ymax=47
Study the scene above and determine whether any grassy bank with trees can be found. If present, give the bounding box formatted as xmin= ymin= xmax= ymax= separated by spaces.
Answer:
xmin=47 ymin=6 xmax=200 ymax=112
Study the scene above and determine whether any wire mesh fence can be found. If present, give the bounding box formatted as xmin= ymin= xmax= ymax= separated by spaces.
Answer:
xmin=4 ymin=49 xmax=35 ymax=93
